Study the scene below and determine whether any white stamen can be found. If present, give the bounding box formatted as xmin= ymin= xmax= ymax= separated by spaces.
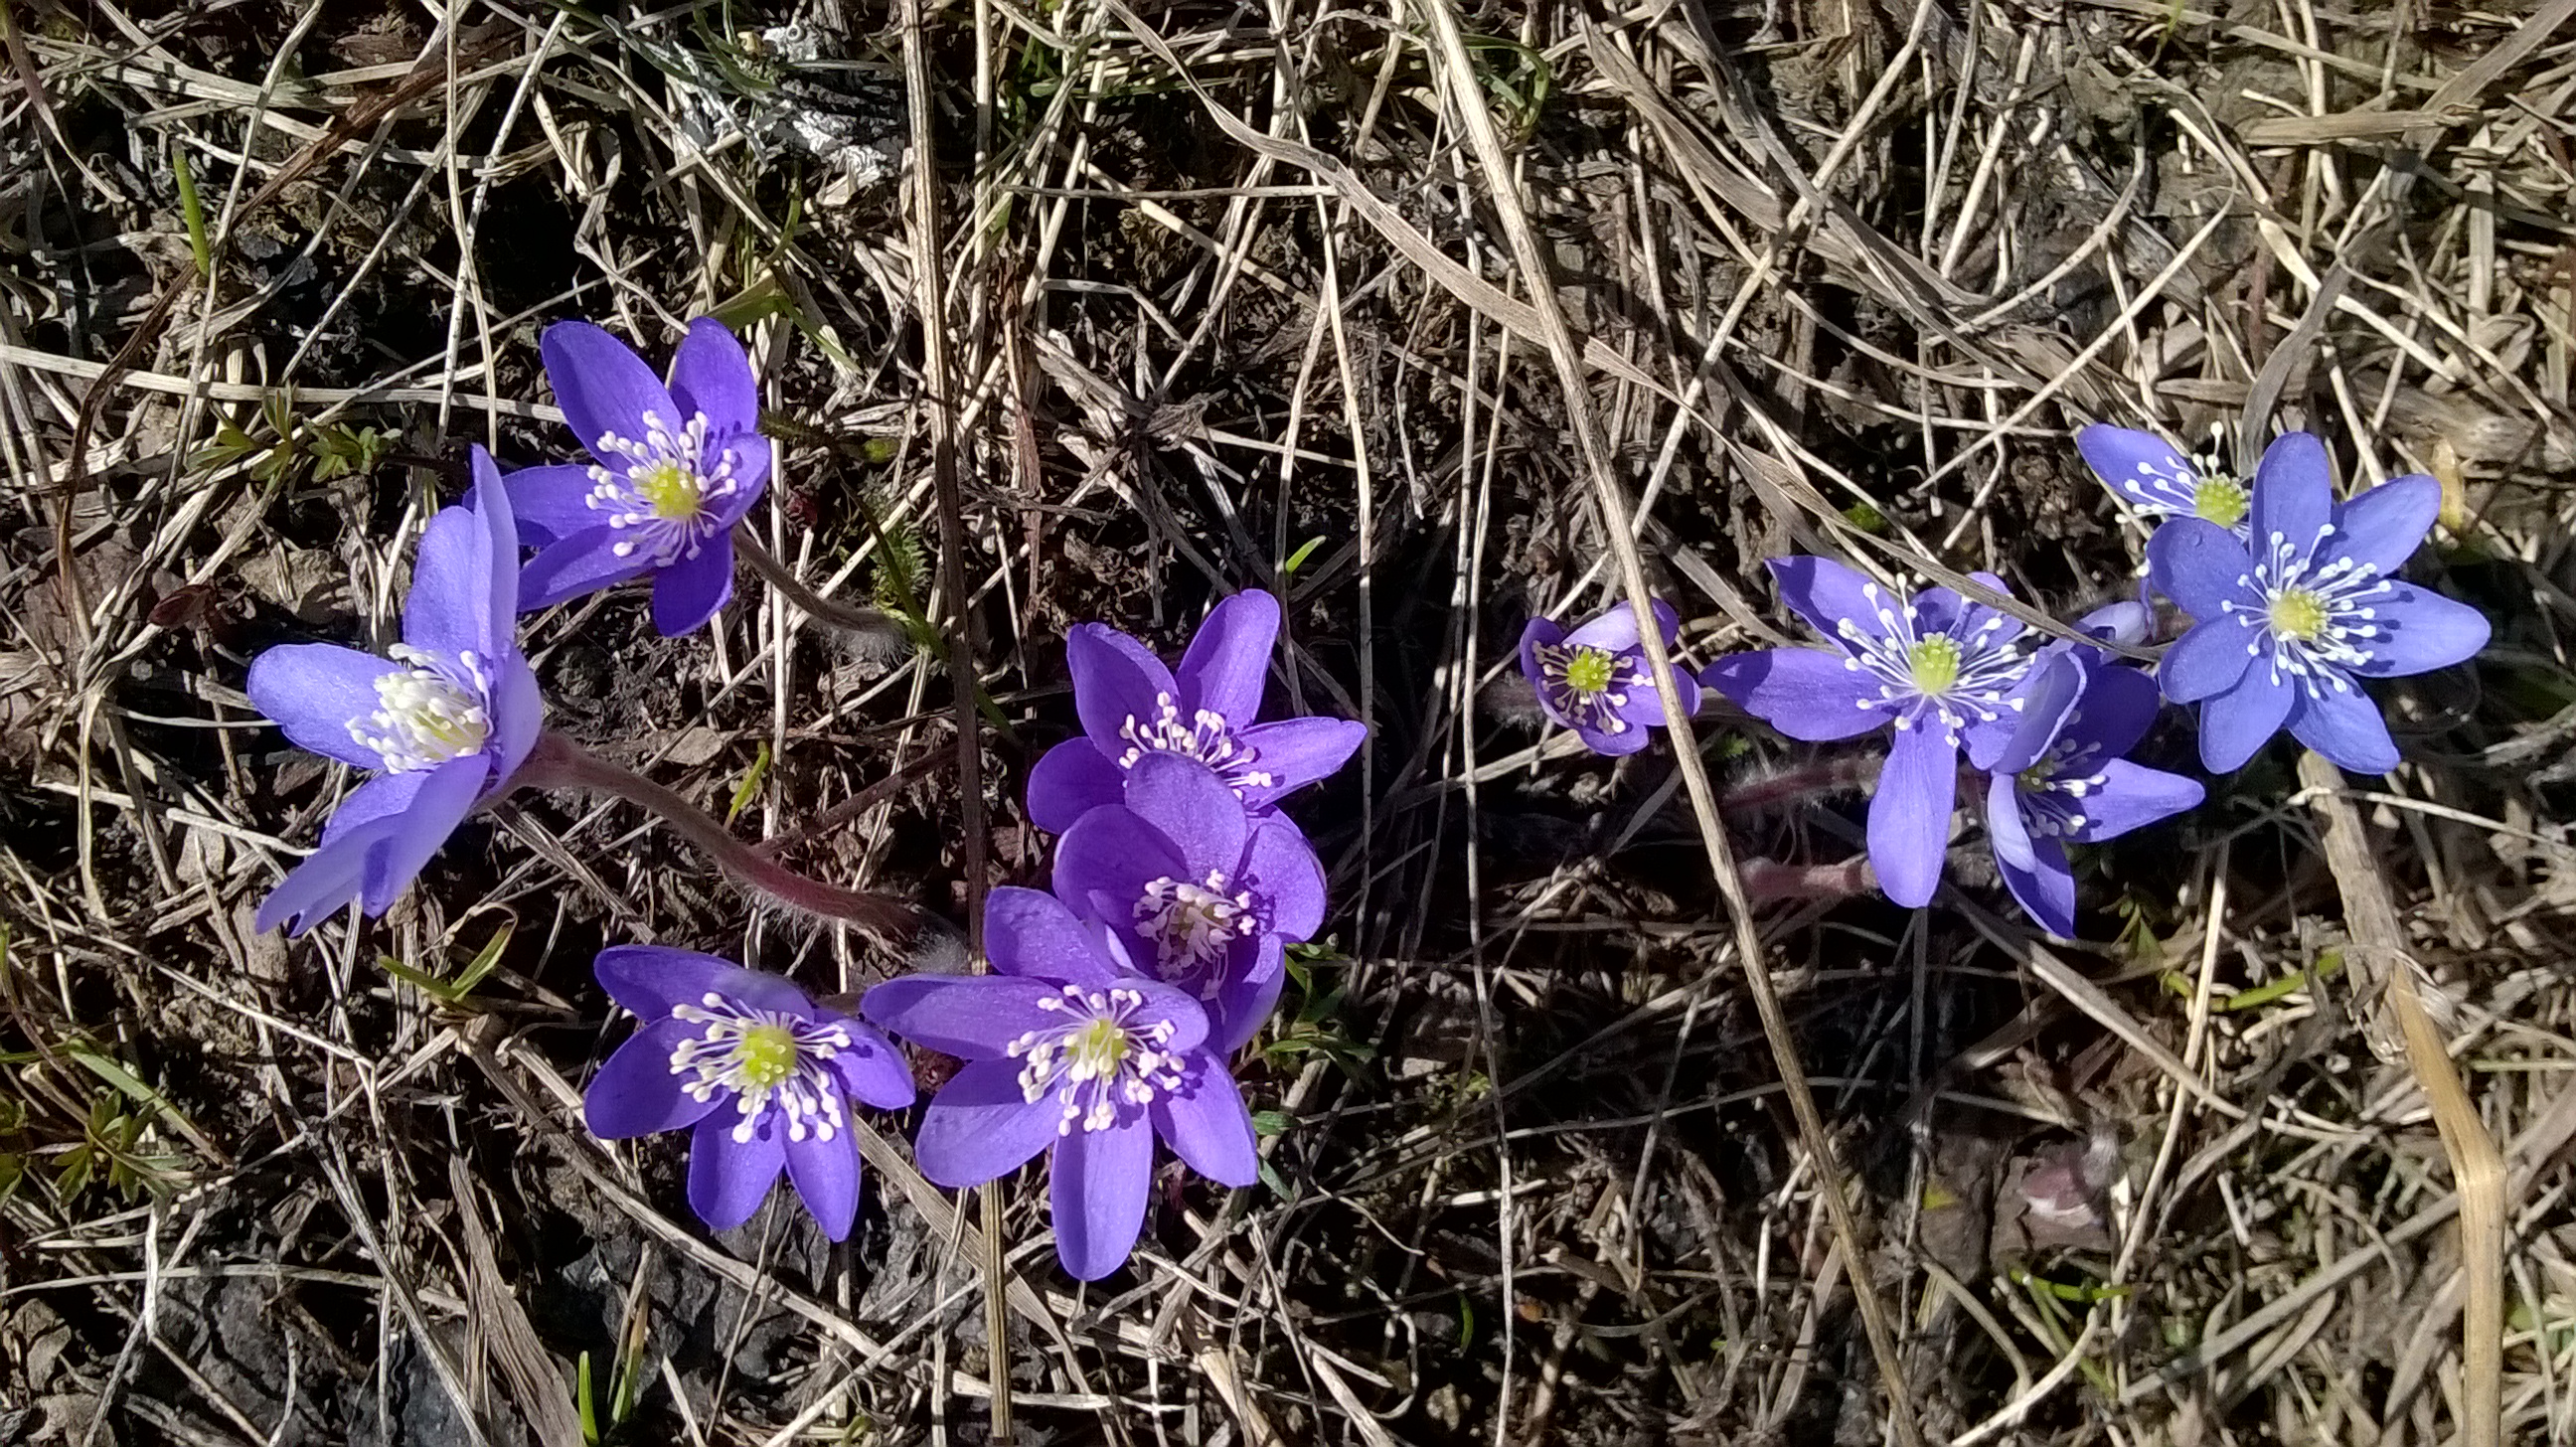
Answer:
xmin=666 ymin=993 xmax=855 ymax=1145
xmin=584 ymin=407 xmax=743 ymax=567
xmin=1116 ymin=694 xmax=1276 ymax=794
xmin=346 ymin=644 xmax=493 ymax=772
xmin=1833 ymin=582 xmax=2030 ymax=746
xmin=1005 ymin=984 xmax=1186 ymax=1135
xmin=1134 ymin=871 xmax=1258 ymax=994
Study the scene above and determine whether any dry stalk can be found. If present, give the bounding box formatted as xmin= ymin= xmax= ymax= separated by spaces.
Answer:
xmin=1408 ymin=3 xmax=1921 ymax=1443
xmin=2297 ymin=749 xmax=2502 ymax=1447
xmin=898 ymin=2 xmax=1013 ymax=1439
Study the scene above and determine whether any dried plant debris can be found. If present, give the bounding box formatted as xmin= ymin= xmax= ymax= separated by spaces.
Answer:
xmin=6 ymin=1 xmax=2576 ymax=1445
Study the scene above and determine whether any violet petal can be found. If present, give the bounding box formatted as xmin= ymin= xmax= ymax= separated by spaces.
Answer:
xmin=1050 ymin=1116 xmax=1154 ymax=1280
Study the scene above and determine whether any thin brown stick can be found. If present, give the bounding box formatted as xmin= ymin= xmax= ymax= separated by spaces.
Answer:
xmin=1408 ymin=4 xmax=1920 ymax=1443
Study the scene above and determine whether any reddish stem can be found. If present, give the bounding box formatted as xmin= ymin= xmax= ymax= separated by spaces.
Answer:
xmin=514 ymin=732 xmax=918 ymax=938
xmin=1718 ymin=754 xmax=1881 ymax=814
xmin=1738 ymin=856 xmax=1874 ymax=903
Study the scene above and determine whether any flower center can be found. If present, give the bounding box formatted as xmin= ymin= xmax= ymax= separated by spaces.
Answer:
xmin=668 ymin=994 xmax=854 ymax=1144
xmin=1008 ymin=984 xmax=1187 ymax=1135
xmin=1532 ymin=640 xmax=1641 ymax=734
xmin=587 ymin=408 xmax=743 ymax=566
xmin=1561 ymin=646 xmax=1618 ymax=696
xmin=347 ymin=645 xmax=493 ymax=773
xmin=1834 ymin=582 xmax=2028 ymax=743
xmin=2192 ymin=475 xmax=2250 ymax=530
xmin=2221 ymin=527 xmax=2394 ymax=698
xmin=1117 ymin=693 xmax=1276 ymax=795
xmin=1907 ymin=637 xmax=1962 ymax=696
xmin=2012 ymin=734 xmax=2107 ymax=839
xmin=632 ymin=459 xmax=703 ymax=520
xmin=2267 ymin=588 xmax=2328 ymax=641
xmin=1135 ymin=871 xmax=1259 ymax=992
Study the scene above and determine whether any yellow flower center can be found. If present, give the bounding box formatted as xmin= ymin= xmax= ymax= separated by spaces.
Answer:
xmin=1560 ymin=646 xmax=1618 ymax=697
xmin=732 ymin=1022 xmax=800 ymax=1089
xmin=633 ymin=459 xmax=705 ymax=520
xmin=1907 ymin=636 xmax=1962 ymax=696
xmin=2193 ymin=475 xmax=2249 ymax=529
xmin=1065 ymin=1017 xmax=1130 ymax=1077
xmin=2268 ymin=589 xmax=2329 ymax=641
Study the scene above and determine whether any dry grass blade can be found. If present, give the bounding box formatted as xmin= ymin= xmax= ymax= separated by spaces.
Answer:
xmin=2298 ymin=750 xmax=2505 ymax=1447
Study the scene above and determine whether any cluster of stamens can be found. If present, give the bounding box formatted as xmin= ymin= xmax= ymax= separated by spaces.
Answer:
xmin=1117 ymin=694 xmax=1276 ymax=794
xmin=1007 ymin=984 xmax=1186 ymax=1135
xmin=1836 ymin=583 xmax=2028 ymax=743
xmin=586 ymin=408 xmax=742 ymax=565
xmin=347 ymin=645 xmax=494 ymax=772
xmin=1134 ymin=871 xmax=1259 ymax=991
xmin=1533 ymin=640 xmax=1643 ymax=735
xmin=2220 ymin=526 xmax=2390 ymax=699
xmin=2013 ymin=731 xmax=2110 ymax=840
xmin=667 ymin=993 xmax=855 ymax=1145
xmin=2183 ymin=431 xmax=2251 ymax=530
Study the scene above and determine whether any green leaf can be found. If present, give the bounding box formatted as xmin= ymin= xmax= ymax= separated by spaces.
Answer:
xmin=1283 ymin=535 xmax=1326 ymax=575
xmin=725 ymin=742 xmax=772 ymax=827
xmin=172 ymin=145 xmax=212 ymax=279
xmin=1248 ymin=1110 xmax=1288 ymax=1136
xmin=576 ymin=1351 xmax=600 ymax=1446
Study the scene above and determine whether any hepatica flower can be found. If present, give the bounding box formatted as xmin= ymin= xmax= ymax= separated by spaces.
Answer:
xmin=1517 ymin=598 xmax=1700 ymax=755
xmin=583 ymin=947 xmax=913 ymax=1240
xmin=1027 ymin=588 xmax=1367 ymax=834
xmin=864 ymin=887 xmax=1257 ymax=1280
xmin=507 ymin=318 xmax=771 ymax=636
xmin=1052 ymin=754 xmax=1326 ymax=1051
xmin=1701 ymin=558 xmax=2033 ymax=906
xmin=2079 ymin=423 xmax=2254 ymax=538
xmin=246 ymin=449 xmax=541 ymax=934
xmin=2147 ymin=432 xmax=2490 ymax=774
xmin=1984 ymin=652 xmax=2204 ymax=935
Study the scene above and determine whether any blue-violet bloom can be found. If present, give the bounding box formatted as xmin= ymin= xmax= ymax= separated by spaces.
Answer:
xmin=507 ymin=318 xmax=771 ymax=636
xmin=2078 ymin=423 xmax=2252 ymax=539
xmin=247 ymin=449 xmax=542 ymax=934
xmin=863 ymin=886 xmax=1258 ymax=1280
xmin=1517 ymin=598 xmax=1701 ymax=756
xmin=1701 ymin=558 xmax=2034 ymax=907
xmin=1026 ymin=588 xmax=1367 ymax=834
xmin=1984 ymin=651 xmax=2204 ymax=936
xmin=1052 ymin=753 xmax=1327 ymax=1052
xmin=2146 ymin=432 xmax=2490 ymax=774
xmin=583 ymin=946 xmax=914 ymax=1240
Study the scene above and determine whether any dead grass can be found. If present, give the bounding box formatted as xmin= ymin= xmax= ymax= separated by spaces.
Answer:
xmin=5 ymin=0 xmax=2576 ymax=1443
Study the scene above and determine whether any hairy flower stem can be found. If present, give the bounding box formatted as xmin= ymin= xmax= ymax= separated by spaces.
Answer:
xmin=516 ymin=732 xmax=917 ymax=938
xmin=732 ymin=530 xmax=911 ymax=662
xmin=1738 ymin=856 xmax=1874 ymax=903
xmin=1718 ymin=755 xmax=1882 ymax=815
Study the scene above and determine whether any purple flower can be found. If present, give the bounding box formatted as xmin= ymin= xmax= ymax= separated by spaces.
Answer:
xmin=2146 ymin=432 xmax=2490 ymax=774
xmin=1026 ymin=588 xmax=1367 ymax=834
xmin=2078 ymin=423 xmax=2252 ymax=539
xmin=583 ymin=947 xmax=914 ymax=1241
xmin=1052 ymin=754 xmax=1327 ymax=1052
xmin=863 ymin=886 xmax=1258 ymax=1280
xmin=1517 ymin=598 xmax=1701 ymax=756
xmin=1983 ymin=652 xmax=2204 ymax=935
xmin=506 ymin=318 xmax=772 ymax=636
xmin=246 ymin=449 xmax=542 ymax=934
xmin=1700 ymin=558 xmax=2035 ymax=907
